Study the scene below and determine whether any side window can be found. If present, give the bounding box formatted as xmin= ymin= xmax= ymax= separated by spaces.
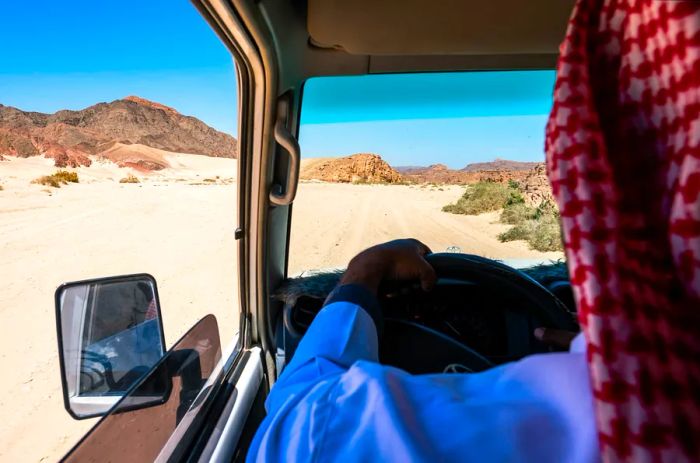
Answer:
xmin=291 ymin=71 xmax=562 ymax=275
xmin=0 ymin=1 xmax=239 ymax=461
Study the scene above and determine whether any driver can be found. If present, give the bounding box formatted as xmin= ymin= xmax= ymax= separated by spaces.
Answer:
xmin=250 ymin=1 xmax=700 ymax=460
xmin=247 ymin=239 xmax=597 ymax=463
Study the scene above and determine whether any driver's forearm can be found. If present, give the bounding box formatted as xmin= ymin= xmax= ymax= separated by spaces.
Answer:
xmin=324 ymin=283 xmax=383 ymax=333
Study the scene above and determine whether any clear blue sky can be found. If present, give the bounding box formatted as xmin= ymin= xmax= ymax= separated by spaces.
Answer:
xmin=1 ymin=1 xmax=555 ymax=167
xmin=0 ymin=0 xmax=238 ymax=135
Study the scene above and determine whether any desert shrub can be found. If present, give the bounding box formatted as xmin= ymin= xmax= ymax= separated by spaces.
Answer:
xmin=119 ymin=174 xmax=140 ymax=184
xmin=31 ymin=170 xmax=79 ymax=188
xmin=533 ymin=200 xmax=559 ymax=219
xmin=498 ymin=208 xmax=563 ymax=252
xmin=442 ymin=178 xmax=563 ymax=251
xmin=53 ymin=170 xmax=79 ymax=183
xmin=500 ymin=202 xmax=536 ymax=224
xmin=528 ymin=214 xmax=564 ymax=251
xmin=32 ymin=176 xmax=61 ymax=188
xmin=442 ymin=182 xmax=516 ymax=215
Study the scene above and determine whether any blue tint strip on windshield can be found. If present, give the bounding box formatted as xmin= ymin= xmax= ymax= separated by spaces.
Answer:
xmin=301 ymin=70 xmax=556 ymax=124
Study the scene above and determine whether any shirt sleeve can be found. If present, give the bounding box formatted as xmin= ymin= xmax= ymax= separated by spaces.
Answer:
xmin=261 ymin=284 xmax=380 ymax=419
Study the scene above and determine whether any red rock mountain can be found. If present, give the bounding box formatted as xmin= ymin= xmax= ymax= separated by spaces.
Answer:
xmin=0 ymin=96 xmax=237 ymax=168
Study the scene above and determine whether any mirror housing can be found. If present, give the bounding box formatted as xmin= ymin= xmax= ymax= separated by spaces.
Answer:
xmin=55 ymin=274 xmax=167 ymax=419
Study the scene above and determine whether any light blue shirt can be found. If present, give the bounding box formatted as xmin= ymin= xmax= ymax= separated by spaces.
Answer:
xmin=248 ymin=299 xmax=598 ymax=462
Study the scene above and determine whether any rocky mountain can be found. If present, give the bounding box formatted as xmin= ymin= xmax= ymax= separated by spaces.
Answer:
xmin=300 ymin=153 xmax=404 ymax=184
xmin=0 ymin=96 xmax=237 ymax=168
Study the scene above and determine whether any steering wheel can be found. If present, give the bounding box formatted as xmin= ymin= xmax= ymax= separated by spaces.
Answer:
xmin=379 ymin=253 xmax=578 ymax=374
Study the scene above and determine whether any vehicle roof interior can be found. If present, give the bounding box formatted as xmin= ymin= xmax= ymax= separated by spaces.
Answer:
xmin=256 ymin=0 xmax=575 ymax=94
xmin=307 ymin=0 xmax=575 ymax=57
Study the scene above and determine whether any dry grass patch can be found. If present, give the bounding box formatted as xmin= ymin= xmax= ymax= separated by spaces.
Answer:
xmin=31 ymin=170 xmax=79 ymax=188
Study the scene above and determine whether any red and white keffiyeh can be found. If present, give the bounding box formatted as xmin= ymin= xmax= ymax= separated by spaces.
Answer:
xmin=546 ymin=1 xmax=700 ymax=461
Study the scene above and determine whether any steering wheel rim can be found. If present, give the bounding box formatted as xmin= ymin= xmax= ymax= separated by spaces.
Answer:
xmin=426 ymin=253 xmax=578 ymax=332
xmin=379 ymin=253 xmax=577 ymax=374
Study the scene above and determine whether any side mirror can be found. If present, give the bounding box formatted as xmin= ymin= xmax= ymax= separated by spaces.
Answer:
xmin=55 ymin=274 xmax=167 ymax=419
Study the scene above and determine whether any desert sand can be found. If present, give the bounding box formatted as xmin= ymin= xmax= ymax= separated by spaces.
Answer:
xmin=0 ymin=155 xmax=562 ymax=462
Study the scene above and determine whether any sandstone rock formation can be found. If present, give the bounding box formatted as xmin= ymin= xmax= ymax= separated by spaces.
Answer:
xmin=519 ymin=164 xmax=555 ymax=205
xmin=300 ymin=153 xmax=404 ymax=184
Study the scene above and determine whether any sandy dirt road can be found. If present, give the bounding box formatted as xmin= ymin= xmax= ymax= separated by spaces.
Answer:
xmin=289 ymin=181 xmax=562 ymax=275
xmin=0 ymin=157 xmax=562 ymax=461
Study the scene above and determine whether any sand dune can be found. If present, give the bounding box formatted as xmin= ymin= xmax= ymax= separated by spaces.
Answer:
xmin=0 ymin=155 xmax=562 ymax=461
xmin=99 ymin=142 xmax=175 ymax=169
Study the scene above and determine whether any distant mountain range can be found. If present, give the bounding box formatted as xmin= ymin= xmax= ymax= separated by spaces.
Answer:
xmin=394 ymin=160 xmax=544 ymax=184
xmin=461 ymin=158 xmax=540 ymax=172
xmin=302 ymin=154 xmax=546 ymax=186
xmin=0 ymin=96 xmax=237 ymax=168
xmin=301 ymin=153 xmax=553 ymax=204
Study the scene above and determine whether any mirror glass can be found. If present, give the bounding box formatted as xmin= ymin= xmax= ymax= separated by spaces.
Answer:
xmin=56 ymin=274 xmax=166 ymax=418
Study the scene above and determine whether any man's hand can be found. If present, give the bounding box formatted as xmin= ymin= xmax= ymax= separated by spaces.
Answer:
xmin=534 ymin=327 xmax=577 ymax=350
xmin=340 ymin=239 xmax=437 ymax=294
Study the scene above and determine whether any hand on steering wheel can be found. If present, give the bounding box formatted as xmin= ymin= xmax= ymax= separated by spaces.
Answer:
xmin=339 ymin=239 xmax=437 ymax=294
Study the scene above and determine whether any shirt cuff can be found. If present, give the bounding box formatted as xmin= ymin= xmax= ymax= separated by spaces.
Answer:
xmin=324 ymin=283 xmax=383 ymax=334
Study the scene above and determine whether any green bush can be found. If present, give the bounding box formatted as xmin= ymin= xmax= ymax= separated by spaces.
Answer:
xmin=442 ymin=180 xmax=564 ymax=252
xmin=31 ymin=170 xmax=79 ymax=188
xmin=500 ymin=202 xmax=536 ymax=224
xmin=442 ymin=182 xmax=516 ymax=215
xmin=498 ymin=210 xmax=563 ymax=252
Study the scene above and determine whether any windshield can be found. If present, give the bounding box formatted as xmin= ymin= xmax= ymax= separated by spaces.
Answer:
xmin=289 ymin=70 xmax=563 ymax=275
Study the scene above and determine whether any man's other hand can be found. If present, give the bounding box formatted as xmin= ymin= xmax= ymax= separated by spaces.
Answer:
xmin=340 ymin=239 xmax=437 ymax=294
xmin=534 ymin=327 xmax=577 ymax=350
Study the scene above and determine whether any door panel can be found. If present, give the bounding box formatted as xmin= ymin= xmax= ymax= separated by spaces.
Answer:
xmin=62 ymin=315 xmax=224 ymax=462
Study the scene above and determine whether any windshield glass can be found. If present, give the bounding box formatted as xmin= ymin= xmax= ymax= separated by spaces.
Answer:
xmin=289 ymin=70 xmax=563 ymax=275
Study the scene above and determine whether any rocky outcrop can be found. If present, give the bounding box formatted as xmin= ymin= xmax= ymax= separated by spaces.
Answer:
xmin=397 ymin=159 xmax=555 ymax=205
xmin=0 ymin=97 xmax=237 ymax=168
xmin=519 ymin=164 xmax=555 ymax=206
xmin=300 ymin=153 xmax=404 ymax=184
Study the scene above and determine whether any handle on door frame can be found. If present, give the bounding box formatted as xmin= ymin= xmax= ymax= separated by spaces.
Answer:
xmin=269 ymin=98 xmax=300 ymax=206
